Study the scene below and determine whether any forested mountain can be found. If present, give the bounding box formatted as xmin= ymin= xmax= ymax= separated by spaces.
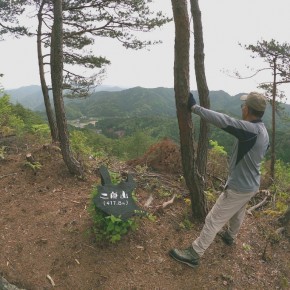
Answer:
xmin=6 ymin=85 xmax=290 ymax=128
xmin=5 ymin=85 xmax=43 ymax=110
xmin=5 ymin=85 xmax=126 ymax=111
xmin=64 ymin=87 xmax=177 ymax=119
xmin=6 ymin=85 xmax=290 ymax=162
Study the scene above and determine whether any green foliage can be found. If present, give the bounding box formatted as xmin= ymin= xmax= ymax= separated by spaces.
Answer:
xmin=8 ymin=86 xmax=290 ymax=163
xmin=89 ymin=206 xmax=138 ymax=244
xmin=12 ymin=103 xmax=45 ymax=129
xmin=64 ymin=88 xmax=176 ymax=119
xmin=81 ymin=127 xmax=114 ymax=154
xmin=209 ymin=140 xmax=227 ymax=156
xmin=279 ymin=276 xmax=289 ymax=289
xmin=207 ymin=139 xmax=228 ymax=189
xmin=135 ymin=164 xmax=149 ymax=175
xmin=179 ymin=213 xmax=193 ymax=230
xmin=90 ymin=149 xmax=109 ymax=161
xmin=34 ymin=0 xmax=171 ymax=98
xmin=0 ymin=95 xmax=25 ymax=136
xmin=244 ymin=39 xmax=290 ymax=86
xmin=65 ymin=106 xmax=83 ymax=119
xmin=31 ymin=124 xmax=50 ymax=142
xmin=119 ymin=131 xmax=156 ymax=159
xmin=262 ymin=160 xmax=290 ymax=217
xmin=105 ymin=130 xmax=156 ymax=160
xmin=62 ymin=0 xmax=171 ymax=50
xmin=0 ymin=146 xmax=6 ymax=160
xmin=275 ymin=200 xmax=288 ymax=213
xmin=242 ymin=243 xmax=252 ymax=252
xmin=271 ymin=160 xmax=290 ymax=191
xmin=25 ymin=161 xmax=42 ymax=173
xmin=270 ymin=160 xmax=290 ymax=213
xmin=262 ymin=209 xmax=283 ymax=217
xmin=0 ymin=93 xmax=49 ymax=142
xmin=108 ymin=170 xmax=122 ymax=185
xmin=205 ymin=190 xmax=217 ymax=203
xmin=275 ymin=131 xmax=290 ymax=163
xmin=0 ymin=0 xmax=28 ymax=40
xmin=178 ymin=201 xmax=193 ymax=230
xmin=146 ymin=213 xmax=157 ymax=222
xmin=157 ymin=186 xmax=172 ymax=198
xmin=70 ymin=130 xmax=93 ymax=160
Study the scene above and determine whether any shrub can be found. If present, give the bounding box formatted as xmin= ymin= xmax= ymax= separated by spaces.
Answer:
xmin=70 ymin=130 xmax=93 ymax=161
xmin=262 ymin=160 xmax=290 ymax=217
xmin=207 ymin=139 xmax=228 ymax=190
xmin=31 ymin=124 xmax=50 ymax=142
xmin=0 ymin=95 xmax=24 ymax=137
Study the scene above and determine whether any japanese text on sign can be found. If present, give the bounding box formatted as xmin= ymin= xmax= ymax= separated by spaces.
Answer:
xmin=100 ymin=190 xmax=129 ymax=206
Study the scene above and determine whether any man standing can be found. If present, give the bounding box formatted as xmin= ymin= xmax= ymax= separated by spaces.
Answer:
xmin=169 ymin=92 xmax=269 ymax=267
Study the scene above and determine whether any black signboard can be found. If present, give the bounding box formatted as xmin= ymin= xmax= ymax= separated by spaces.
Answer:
xmin=93 ymin=165 xmax=146 ymax=220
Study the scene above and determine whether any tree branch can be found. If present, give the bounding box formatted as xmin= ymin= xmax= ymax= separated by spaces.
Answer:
xmin=247 ymin=191 xmax=270 ymax=215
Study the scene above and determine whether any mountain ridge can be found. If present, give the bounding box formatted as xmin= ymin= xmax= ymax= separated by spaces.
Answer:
xmin=4 ymin=85 xmax=290 ymax=131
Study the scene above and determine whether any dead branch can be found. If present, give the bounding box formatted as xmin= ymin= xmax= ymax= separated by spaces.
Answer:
xmin=46 ymin=274 xmax=55 ymax=287
xmin=0 ymin=173 xmax=17 ymax=179
xmin=162 ymin=194 xmax=176 ymax=209
xmin=43 ymin=144 xmax=61 ymax=152
xmin=260 ymin=189 xmax=271 ymax=195
xmin=144 ymin=194 xmax=154 ymax=208
xmin=207 ymin=173 xmax=226 ymax=184
xmin=275 ymin=227 xmax=285 ymax=236
xmin=5 ymin=256 xmax=15 ymax=269
xmin=62 ymin=197 xmax=81 ymax=204
xmin=152 ymin=194 xmax=177 ymax=216
xmin=135 ymin=172 xmax=185 ymax=193
xmin=247 ymin=196 xmax=268 ymax=215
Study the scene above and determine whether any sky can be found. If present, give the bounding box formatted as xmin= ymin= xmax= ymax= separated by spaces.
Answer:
xmin=1 ymin=0 xmax=290 ymax=102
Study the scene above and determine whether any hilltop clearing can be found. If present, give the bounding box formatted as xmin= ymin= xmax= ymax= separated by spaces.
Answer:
xmin=0 ymin=138 xmax=289 ymax=290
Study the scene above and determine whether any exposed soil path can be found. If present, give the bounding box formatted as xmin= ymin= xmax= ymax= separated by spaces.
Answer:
xmin=1 ymin=141 xmax=289 ymax=290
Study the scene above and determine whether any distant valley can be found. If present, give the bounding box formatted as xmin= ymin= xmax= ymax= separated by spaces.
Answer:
xmin=5 ymin=85 xmax=290 ymax=131
xmin=3 ymin=85 xmax=290 ymax=162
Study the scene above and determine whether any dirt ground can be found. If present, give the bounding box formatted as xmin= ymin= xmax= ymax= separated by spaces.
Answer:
xmin=1 ymin=138 xmax=290 ymax=290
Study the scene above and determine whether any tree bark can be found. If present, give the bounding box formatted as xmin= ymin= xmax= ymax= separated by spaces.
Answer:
xmin=51 ymin=0 xmax=84 ymax=178
xmin=37 ymin=0 xmax=59 ymax=143
xmin=190 ymin=0 xmax=210 ymax=212
xmin=171 ymin=0 xmax=207 ymax=219
xmin=270 ymin=58 xmax=277 ymax=181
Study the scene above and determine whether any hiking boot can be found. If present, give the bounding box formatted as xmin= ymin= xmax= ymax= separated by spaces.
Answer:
xmin=218 ymin=230 xmax=234 ymax=246
xmin=169 ymin=246 xmax=200 ymax=268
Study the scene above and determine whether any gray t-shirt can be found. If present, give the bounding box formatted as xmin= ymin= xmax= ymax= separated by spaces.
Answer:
xmin=193 ymin=105 xmax=269 ymax=193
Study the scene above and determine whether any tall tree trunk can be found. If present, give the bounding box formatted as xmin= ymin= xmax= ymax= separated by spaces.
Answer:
xmin=51 ymin=0 xmax=84 ymax=178
xmin=171 ymin=0 xmax=207 ymax=219
xmin=190 ymin=0 xmax=209 ymax=209
xmin=37 ymin=0 xmax=59 ymax=143
xmin=270 ymin=58 xmax=277 ymax=181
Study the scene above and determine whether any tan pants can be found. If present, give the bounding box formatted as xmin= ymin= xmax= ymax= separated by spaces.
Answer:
xmin=192 ymin=188 xmax=257 ymax=257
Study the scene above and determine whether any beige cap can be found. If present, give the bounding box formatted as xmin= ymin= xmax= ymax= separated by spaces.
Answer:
xmin=240 ymin=92 xmax=267 ymax=111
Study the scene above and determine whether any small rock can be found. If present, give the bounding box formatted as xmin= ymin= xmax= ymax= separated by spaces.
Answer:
xmin=0 ymin=277 xmax=26 ymax=290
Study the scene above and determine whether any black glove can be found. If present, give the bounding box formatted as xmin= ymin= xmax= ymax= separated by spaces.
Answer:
xmin=188 ymin=92 xmax=196 ymax=110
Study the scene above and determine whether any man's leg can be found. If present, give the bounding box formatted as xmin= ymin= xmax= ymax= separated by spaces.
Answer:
xmin=219 ymin=203 xmax=248 ymax=245
xmin=227 ymin=203 xmax=247 ymax=238
xmin=192 ymin=189 xmax=256 ymax=256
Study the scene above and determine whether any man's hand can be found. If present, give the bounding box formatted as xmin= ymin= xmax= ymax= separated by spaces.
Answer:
xmin=188 ymin=93 xmax=196 ymax=111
